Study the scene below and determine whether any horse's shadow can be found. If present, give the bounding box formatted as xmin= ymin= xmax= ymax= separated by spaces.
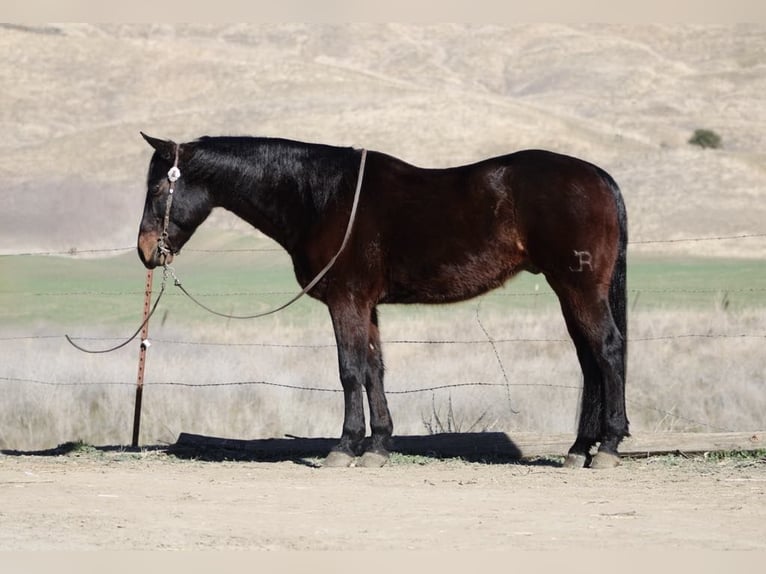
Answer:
xmin=1 ymin=432 xmax=563 ymax=468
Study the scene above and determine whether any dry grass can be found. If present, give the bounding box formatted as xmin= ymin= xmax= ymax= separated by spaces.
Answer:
xmin=2 ymin=303 xmax=764 ymax=451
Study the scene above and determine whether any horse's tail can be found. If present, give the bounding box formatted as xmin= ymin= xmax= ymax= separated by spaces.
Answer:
xmin=601 ymin=169 xmax=628 ymax=362
xmin=608 ymin=173 xmax=629 ymax=435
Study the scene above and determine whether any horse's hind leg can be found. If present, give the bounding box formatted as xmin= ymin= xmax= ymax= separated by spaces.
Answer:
xmin=560 ymin=313 xmax=602 ymax=468
xmin=552 ymin=283 xmax=628 ymax=469
xmin=358 ymin=307 xmax=394 ymax=468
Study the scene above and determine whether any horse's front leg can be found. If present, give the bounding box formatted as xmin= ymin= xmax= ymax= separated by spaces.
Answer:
xmin=358 ymin=306 xmax=393 ymax=468
xmin=322 ymin=301 xmax=373 ymax=468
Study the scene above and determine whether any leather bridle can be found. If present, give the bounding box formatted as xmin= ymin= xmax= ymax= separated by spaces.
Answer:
xmin=157 ymin=144 xmax=181 ymax=264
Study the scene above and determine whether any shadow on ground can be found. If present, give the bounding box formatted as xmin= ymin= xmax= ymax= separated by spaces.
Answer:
xmin=1 ymin=432 xmax=564 ymax=468
xmin=168 ymin=432 xmax=562 ymax=467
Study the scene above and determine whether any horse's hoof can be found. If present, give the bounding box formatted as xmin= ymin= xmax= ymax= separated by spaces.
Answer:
xmin=322 ymin=451 xmax=355 ymax=468
xmin=591 ymin=451 xmax=621 ymax=469
xmin=562 ymin=453 xmax=589 ymax=469
xmin=359 ymin=451 xmax=389 ymax=468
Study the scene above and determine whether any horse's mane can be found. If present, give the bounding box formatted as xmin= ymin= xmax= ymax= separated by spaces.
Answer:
xmin=186 ymin=136 xmax=359 ymax=213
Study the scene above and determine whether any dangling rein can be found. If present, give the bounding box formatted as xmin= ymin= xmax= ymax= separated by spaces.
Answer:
xmin=66 ymin=148 xmax=368 ymax=353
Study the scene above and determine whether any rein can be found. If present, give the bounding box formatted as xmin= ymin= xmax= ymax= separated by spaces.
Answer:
xmin=167 ymin=147 xmax=368 ymax=319
xmin=65 ymin=147 xmax=181 ymax=354
xmin=66 ymin=147 xmax=368 ymax=352
xmin=65 ymin=267 xmax=169 ymax=353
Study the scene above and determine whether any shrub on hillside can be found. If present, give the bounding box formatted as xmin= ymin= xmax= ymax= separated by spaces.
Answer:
xmin=688 ymin=128 xmax=722 ymax=149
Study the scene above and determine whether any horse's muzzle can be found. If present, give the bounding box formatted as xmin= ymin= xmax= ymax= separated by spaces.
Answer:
xmin=137 ymin=233 xmax=173 ymax=269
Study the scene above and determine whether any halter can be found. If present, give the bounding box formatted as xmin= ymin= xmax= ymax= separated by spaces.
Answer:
xmin=157 ymin=144 xmax=181 ymax=263
xmin=67 ymin=143 xmax=368 ymax=353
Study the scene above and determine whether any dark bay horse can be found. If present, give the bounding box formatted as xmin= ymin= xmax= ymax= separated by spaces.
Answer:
xmin=137 ymin=133 xmax=628 ymax=469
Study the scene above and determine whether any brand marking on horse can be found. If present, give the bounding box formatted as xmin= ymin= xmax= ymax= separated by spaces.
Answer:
xmin=570 ymin=250 xmax=593 ymax=272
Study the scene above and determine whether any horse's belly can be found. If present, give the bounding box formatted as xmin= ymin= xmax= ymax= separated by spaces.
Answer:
xmin=384 ymin=250 xmax=526 ymax=304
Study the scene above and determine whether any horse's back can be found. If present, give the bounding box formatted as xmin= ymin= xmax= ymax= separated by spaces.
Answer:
xmin=360 ymin=149 xmax=622 ymax=304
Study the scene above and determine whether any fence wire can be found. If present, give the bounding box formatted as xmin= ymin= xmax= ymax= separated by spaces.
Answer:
xmin=1 ymin=232 xmax=764 ymax=438
xmin=0 ymin=376 xmax=738 ymax=434
xmin=2 ymin=232 xmax=766 ymax=258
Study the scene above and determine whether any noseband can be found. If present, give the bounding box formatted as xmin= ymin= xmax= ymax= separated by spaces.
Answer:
xmin=157 ymin=144 xmax=181 ymax=263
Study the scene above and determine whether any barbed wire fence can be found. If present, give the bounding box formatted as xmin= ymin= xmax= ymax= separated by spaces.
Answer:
xmin=1 ymin=232 xmax=765 ymax=449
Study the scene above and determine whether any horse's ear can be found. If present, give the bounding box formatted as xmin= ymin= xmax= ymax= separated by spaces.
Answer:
xmin=140 ymin=132 xmax=177 ymax=161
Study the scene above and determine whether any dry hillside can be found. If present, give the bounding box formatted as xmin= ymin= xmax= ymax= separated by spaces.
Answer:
xmin=1 ymin=23 xmax=764 ymax=256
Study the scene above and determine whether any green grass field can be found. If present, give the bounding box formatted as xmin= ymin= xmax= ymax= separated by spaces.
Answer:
xmin=2 ymin=233 xmax=764 ymax=450
xmin=2 ymin=230 xmax=765 ymax=329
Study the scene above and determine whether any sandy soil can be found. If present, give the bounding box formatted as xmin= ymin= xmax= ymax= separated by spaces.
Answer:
xmin=1 ymin=449 xmax=764 ymax=551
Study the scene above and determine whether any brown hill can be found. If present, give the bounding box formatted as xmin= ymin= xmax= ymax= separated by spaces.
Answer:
xmin=1 ymin=23 xmax=764 ymax=256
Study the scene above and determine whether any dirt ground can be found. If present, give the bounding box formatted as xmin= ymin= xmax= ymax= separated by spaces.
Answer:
xmin=1 ymin=447 xmax=765 ymax=551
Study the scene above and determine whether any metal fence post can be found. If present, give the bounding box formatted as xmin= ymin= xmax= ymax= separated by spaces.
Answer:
xmin=132 ymin=269 xmax=154 ymax=447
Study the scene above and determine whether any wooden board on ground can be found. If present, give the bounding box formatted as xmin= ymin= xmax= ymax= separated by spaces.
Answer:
xmin=171 ymin=431 xmax=764 ymax=461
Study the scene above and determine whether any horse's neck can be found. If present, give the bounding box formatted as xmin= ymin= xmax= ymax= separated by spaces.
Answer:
xmin=204 ymin=152 xmax=315 ymax=252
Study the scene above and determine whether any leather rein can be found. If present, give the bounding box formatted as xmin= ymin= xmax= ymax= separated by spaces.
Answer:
xmin=66 ymin=145 xmax=367 ymax=352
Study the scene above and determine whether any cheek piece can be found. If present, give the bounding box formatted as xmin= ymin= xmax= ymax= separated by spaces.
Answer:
xmin=157 ymin=148 xmax=181 ymax=263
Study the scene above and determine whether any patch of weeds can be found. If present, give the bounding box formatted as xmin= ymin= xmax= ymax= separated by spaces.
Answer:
xmin=52 ymin=440 xmax=100 ymax=456
xmin=642 ymin=449 xmax=766 ymax=468
xmin=388 ymin=452 xmax=442 ymax=466
xmin=703 ymin=449 xmax=766 ymax=465
xmin=387 ymin=452 xmax=561 ymax=467
xmin=422 ymin=394 xmax=495 ymax=434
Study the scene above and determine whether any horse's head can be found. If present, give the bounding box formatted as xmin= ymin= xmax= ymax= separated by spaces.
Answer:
xmin=137 ymin=133 xmax=213 ymax=269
